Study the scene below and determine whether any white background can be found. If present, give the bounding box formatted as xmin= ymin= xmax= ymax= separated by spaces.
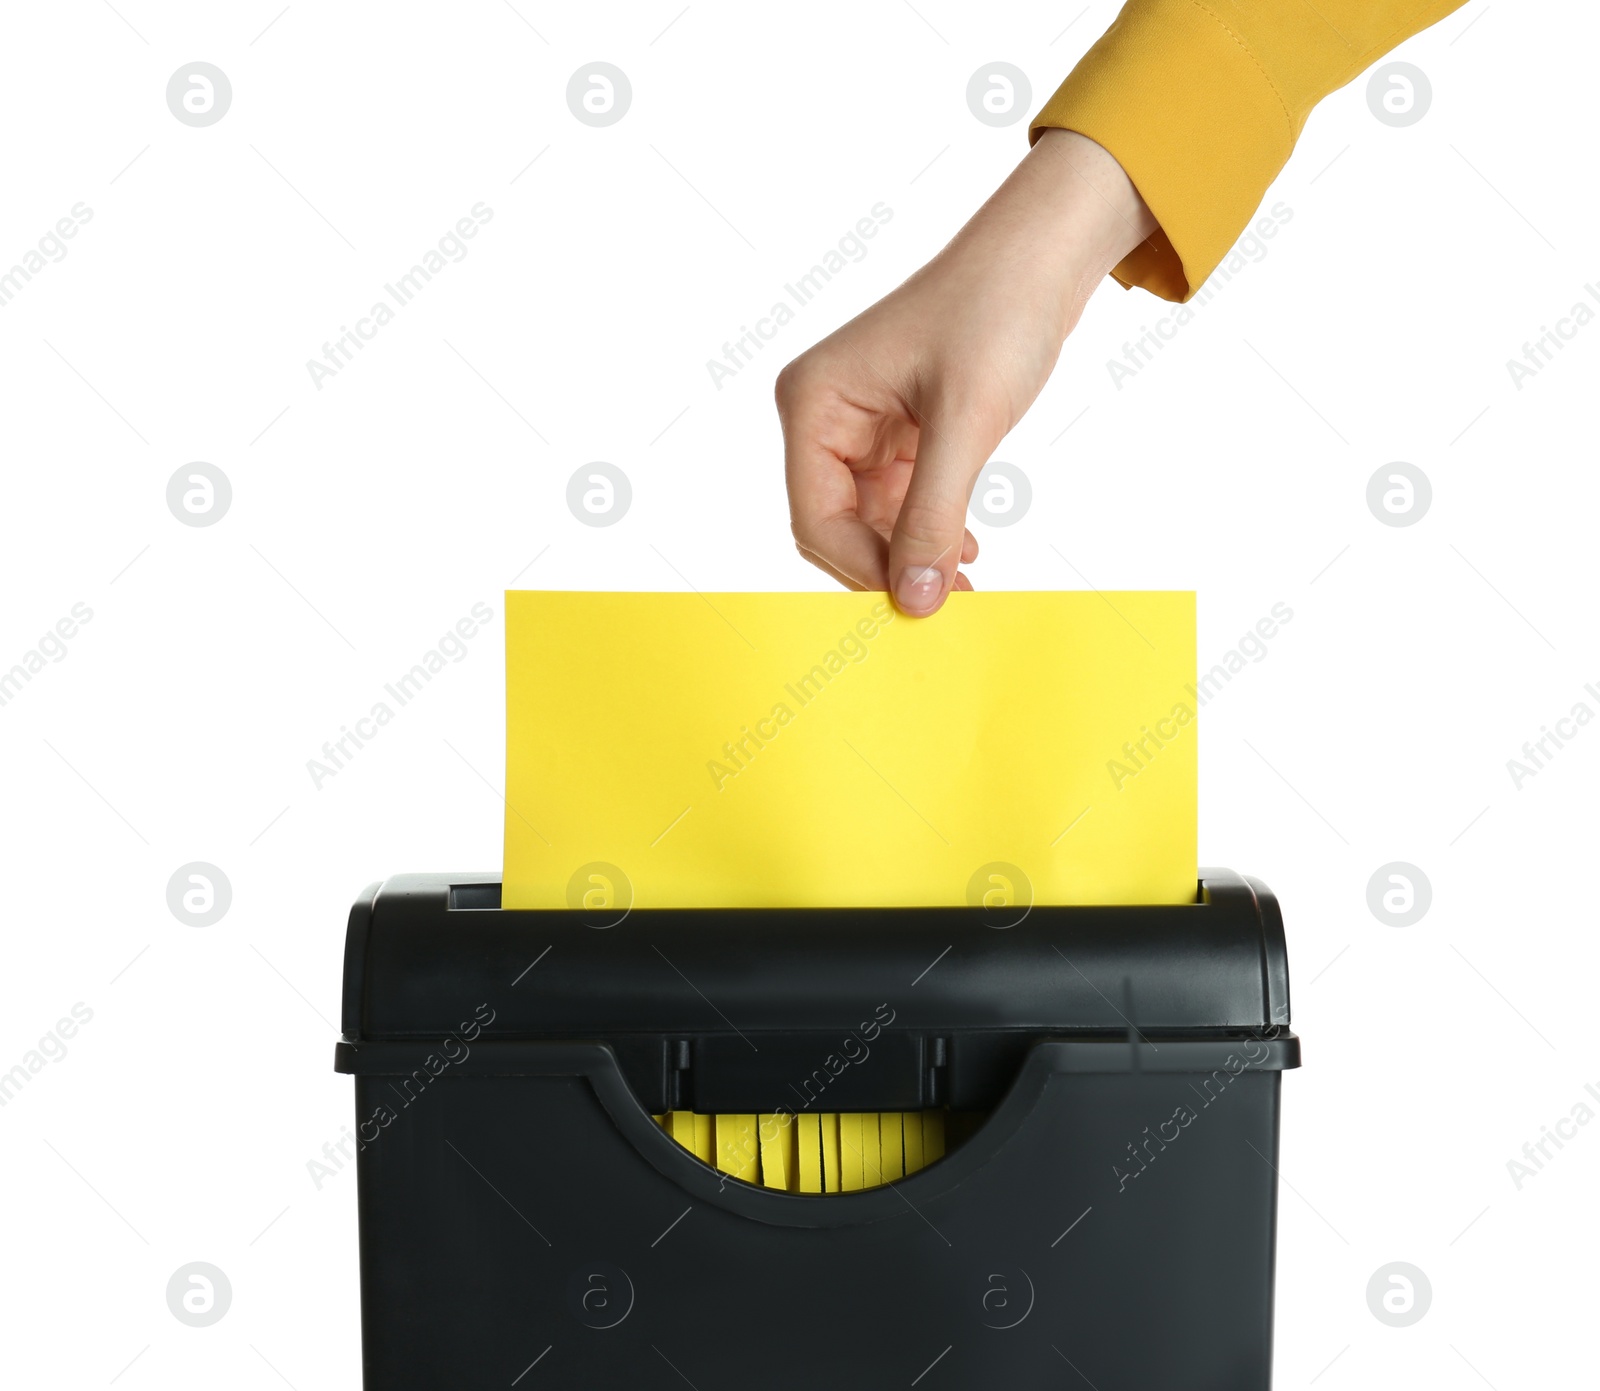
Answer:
xmin=1 ymin=1 xmax=1595 ymax=1386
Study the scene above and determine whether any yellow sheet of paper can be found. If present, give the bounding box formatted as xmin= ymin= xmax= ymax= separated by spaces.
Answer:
xmin=504 ymin=591 xmax=1196 ymax=909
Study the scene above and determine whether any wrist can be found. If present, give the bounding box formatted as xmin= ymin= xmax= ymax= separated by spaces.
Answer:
xmin=976 ymin=127 xmax=1157 ymax=338
xmin=1034 ymin=128 xmax=1154 ymax=249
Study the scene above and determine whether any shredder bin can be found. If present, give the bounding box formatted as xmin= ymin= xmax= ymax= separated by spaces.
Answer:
xmin=335 ymin=868 xmax=1300 ymax=1390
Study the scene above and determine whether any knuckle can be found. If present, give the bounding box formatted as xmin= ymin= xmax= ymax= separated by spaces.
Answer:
xmin=789 ymin=515 xmax=822 ymax=554
xmin=773 ymin=357 xmax=813 ymax=413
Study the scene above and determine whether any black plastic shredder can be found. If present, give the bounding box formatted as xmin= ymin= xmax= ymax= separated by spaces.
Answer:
xmin=335 ymin=868 xmax=1300 ymax=1389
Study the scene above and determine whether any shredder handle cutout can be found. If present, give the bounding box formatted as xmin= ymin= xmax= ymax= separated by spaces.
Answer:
xmin=334 ymin=1033 xmax=1298 ymax=1229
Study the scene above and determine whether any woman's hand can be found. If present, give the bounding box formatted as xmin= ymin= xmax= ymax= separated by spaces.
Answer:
xmin=775 ymin=128 xmax=1157 ymax=615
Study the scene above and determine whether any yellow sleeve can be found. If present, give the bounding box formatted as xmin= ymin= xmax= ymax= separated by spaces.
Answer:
xmin=1031 ymin=0 xmax=1468 ymax=301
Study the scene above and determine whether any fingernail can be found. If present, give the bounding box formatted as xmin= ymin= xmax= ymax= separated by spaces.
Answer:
xmin=895 ymin=564 xmax=945 ymax=615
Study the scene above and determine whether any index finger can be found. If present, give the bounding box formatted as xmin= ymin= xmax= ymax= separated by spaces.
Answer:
xmin=781 ymin=411 xmax=891 ymax=593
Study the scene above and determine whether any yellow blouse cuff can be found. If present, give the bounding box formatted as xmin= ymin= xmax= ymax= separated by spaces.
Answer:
xmin=1030 ymin=0 xmax=1296 ymax=303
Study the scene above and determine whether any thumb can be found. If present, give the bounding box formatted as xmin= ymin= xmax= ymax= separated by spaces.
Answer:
xmin=888 ymin=414 xmax=993 ymax=616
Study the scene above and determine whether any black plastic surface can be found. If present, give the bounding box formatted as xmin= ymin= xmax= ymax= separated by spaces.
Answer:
xmin=341 ymin=868 xmax=1295 ymax=1112
xmin=336 ymin=868 xmax=1298 ymax=1388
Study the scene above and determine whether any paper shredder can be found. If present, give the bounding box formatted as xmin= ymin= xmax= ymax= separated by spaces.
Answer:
xmin=335 ymin=867 xmax=1300 ymax=1388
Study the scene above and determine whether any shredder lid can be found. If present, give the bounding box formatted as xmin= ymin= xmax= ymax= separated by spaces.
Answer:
xmin=339 ymin=867 xmax=1290 ymax=1040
